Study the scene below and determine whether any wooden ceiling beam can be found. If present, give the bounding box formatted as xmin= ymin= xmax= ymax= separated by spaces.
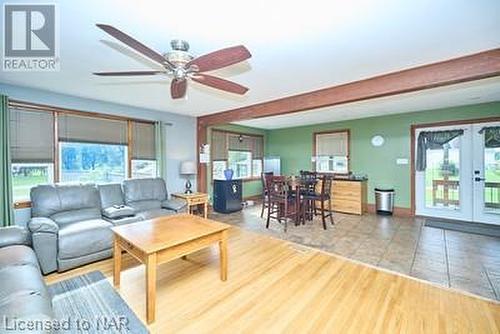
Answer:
xmin=197 ymin=48 xmax=500 ymax=126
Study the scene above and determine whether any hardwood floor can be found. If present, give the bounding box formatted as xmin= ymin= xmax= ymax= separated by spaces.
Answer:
xmin=212 ymin=205 xmax=500 ymax=301
xmin=46 ymin=227 xmax=500 ymax=333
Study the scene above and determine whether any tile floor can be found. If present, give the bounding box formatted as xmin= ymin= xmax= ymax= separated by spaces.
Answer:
xmin=210 ymin=205 xmax=500 ymax=301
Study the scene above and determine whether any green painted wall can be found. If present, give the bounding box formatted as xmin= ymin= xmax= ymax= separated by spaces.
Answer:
xmin=207 ymin=124 xmax=268 ymax=201
xmin=266 ymin=102 xmax=500 ymax=208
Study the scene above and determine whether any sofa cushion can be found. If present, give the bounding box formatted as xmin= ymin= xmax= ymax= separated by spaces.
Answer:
xmin=0 ymin=253 xmax=53 ymax=333
xmin=128 ymin=200 xmax=162 ymax=212
xmin=162 ymin=199 xmax=187 ymax=212
xmin=51 ymin=208 xmax=102 ymax=225
xmin=98 ymin=183 xmax=125 ymax=208
xmin=123 ymin=178 xmax=167 ymax=204
xmin=31 ymin=184 xmax=101 ymax=220
xmin=58 ymin=219 xmax=113 ymax=259
xmin=102 ymin=205 xmax=135 ymax=219
xmin=0 ymin=265 xmax=50 ymax=302
xmin=0 ymin=245 xmax=39 ymax=270
xmin=0 ymin=291 xmax=53 ymax=333
xmin=0 ymin=226 xmax=30 ymax=248
xmin=137 ymin=208 xmax=176 ymax=220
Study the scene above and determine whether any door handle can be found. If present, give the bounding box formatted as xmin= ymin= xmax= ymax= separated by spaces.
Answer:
xmin=474 ymin=177 xmax=486 ymax=182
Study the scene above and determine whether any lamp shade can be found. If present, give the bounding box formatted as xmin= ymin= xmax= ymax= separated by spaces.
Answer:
xmin=180 ymin=161 xmax=196 ymax=175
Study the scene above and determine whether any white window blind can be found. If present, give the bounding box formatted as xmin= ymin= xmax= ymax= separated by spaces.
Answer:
xmin=316 ymin=132 xmax=348 ymax=157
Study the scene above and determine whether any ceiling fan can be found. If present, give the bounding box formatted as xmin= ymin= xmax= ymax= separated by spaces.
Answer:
xmin=93 ymin=24 xmax=251 ymax=99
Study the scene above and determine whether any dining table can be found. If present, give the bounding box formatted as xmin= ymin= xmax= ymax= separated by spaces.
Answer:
xmin=285 ymin=175 xmax=319 ymax=223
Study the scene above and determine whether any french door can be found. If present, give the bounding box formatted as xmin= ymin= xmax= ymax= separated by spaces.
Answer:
xmin=415 ymin=121 xmax=500 ymax=225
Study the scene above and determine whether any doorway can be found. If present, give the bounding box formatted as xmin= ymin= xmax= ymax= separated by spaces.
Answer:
xmin=415 ymin=121 xmax=500 ymax=224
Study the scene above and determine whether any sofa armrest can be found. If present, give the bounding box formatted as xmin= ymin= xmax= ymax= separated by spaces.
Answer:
xmin=162 ymin=199 xmax=188 ymax=213
xmin=28 ymin=217 xmax=58 ymax=274
xmin=0 ymin=226 xmax=30 ymax=248
xmin=28 ymin=217 xmax=59 ymax=234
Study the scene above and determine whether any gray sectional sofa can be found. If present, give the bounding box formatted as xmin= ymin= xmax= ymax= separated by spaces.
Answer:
xmin=28 ymin=177 xmax=187 ymax=274
xmin=0 ymin=226 xmax=53 ymax=333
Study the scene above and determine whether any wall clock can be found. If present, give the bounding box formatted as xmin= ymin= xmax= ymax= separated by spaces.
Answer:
xmin=371 ymin=135 xmax=385 ymax=147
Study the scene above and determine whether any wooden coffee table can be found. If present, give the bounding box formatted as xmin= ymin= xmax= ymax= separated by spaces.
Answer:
xmin=111 ymin=214 xmax=231 ymax=324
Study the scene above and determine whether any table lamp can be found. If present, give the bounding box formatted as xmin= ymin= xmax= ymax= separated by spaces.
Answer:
xmin=180 ymin=161 xmax=196 ymax=194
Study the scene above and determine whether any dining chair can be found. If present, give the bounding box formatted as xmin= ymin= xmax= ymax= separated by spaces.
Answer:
xmin=266 ymin=176 xmax=302 ymax=232
xmin=260 ymin=172 xmax=274 ymax=218
xmin=313 ymin=174 xmax=335 ymax=229
xmin=299 ymin=170 xmax=319 ymax=220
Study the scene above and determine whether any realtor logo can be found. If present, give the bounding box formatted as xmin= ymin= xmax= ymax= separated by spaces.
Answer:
xmin=3 ymin=3 xmax=59 ymax=71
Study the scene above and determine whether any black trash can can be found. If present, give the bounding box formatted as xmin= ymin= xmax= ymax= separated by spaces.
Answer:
xmin=374 ymin=188 xmax=395 ymax=215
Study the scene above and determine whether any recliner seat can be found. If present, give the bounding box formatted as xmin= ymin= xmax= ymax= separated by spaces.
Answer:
xmin=0 ymin=226 xmax=53 ymax=334
xmin=29 ymin=184 xmax=113 ymax=274
xmin=122 ymin=177 xmax=186 ymax=219
xmin=29 ymin=178 xmax=187 ymax=274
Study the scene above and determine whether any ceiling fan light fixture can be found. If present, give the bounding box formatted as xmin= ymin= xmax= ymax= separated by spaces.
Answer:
xmin=174 ymin=67 xmax=187 ymax=80
xmin=163 ymin=39 xmax=194 ymax=66
xmin=170 ymin=39 xmax=189 ymax=51
xmin=94 ymin=25 xmax=251 ymax=99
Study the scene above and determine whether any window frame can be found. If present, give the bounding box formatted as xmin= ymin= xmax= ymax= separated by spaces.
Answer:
xmin=313 ymin=129 xmax=350 ymax=174
xmin=9 ymin=99 xmax=157 ymax=208
xmin=210 ymin=129 xmax=264 ymax=183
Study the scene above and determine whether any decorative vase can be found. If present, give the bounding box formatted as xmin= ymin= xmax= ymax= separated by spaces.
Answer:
xmin=224 ymin=169 xmax=234 ymax=180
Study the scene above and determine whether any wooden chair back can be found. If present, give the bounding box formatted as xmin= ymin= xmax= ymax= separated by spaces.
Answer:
xmin=261 ymin=172 xmax=274 ymax=192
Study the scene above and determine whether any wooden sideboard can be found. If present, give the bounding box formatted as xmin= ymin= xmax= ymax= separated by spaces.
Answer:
xmin=316 ymin=179 xmax=368 ymax=215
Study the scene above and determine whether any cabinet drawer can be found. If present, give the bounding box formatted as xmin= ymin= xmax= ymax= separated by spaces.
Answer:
xmin=189 ymin=196 xmax=208 ymax=205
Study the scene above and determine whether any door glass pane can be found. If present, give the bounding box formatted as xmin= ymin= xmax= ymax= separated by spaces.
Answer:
xmin=425 ymin=137 xmax=460 ymax=209
xmin=484 ymin=146 xmax=500 ymax=214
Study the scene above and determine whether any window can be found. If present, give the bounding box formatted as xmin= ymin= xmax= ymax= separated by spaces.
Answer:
xmin=12 ymin=163 xmax=54 ymax=202
xmin=58 ymin=114 xmax=129 ymax=184
xmin=211 ymin=130 xmax=264 ymax=180
xmin=314 ymin=130 xmax=349 ymax=173
xmin=9 ymin=101 xmax=160 ymax=205
xmin=228 ymin=150 xmax=252 ymax=179
xmin=131 ymin=122 xmax=157 ymax=178
xmin=10 ymin=108 xmax=55 ymax=202
xmin=131 ymin=160 xmax=157 ymax=179
xmin=60 ymin=142 xmax=127 ymax=183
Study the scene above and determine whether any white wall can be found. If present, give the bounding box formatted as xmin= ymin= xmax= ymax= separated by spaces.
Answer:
xmin=0 ymin=83 xmax=197 ymax=225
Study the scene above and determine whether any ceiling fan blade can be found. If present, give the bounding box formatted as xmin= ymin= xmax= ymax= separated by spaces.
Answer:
xmin=93 ymin=71 xmax=163 ymax=76
xmin=187 ymin=45 xmax=251 ymax=72
xmin=171 ymin=79 xmax=187 ymax=99
xmin=96 ymin=24 xmax=167 ymax=65
xmin=191 ymin=74 xmax=248 ymax=95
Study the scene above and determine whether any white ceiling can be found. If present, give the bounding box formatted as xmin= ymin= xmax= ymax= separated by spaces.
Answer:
xmin=234 ymin=77 xmax=500 ymax=129
xmin=0 ymin=0 xmax=499 ymax=118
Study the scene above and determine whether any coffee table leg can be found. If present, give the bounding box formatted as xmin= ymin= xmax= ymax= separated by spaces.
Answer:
xmin=204 ymin=202 xmax=208 ymax=218
xmin=146 ymin=253 xmax=157 ymax=324
xmin=113 ymin=237 xmax=121 ymax=287
xmin=219 ymin=230 xmax=228 ymax=281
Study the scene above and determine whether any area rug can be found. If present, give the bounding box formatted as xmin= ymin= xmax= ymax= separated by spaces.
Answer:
xmin=48 ymin=271 xmax=148 ymax=333
xmin=425 ymin=218 xmax=500 ymax=238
